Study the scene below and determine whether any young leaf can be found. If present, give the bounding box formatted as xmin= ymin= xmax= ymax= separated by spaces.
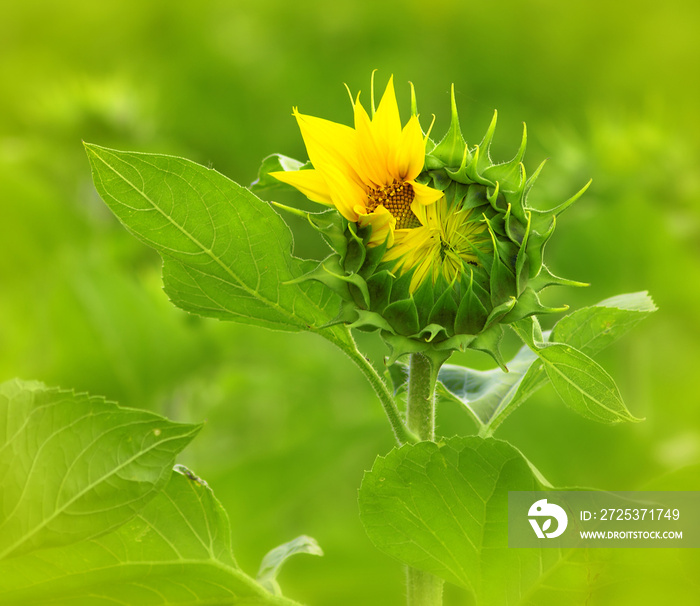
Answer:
xmin=437 ymin=344 xmax=538 ymax=426
xmin=0 ymin=379 xmax=200 ymax=560
xmin=538 ymin=344 xmax=642 ymax=423
xmin=0 ymin=467 xmax=302 ymax=606
xmin=84 ymin=144 xmax=349 ymax=347
xmin=551 ymin=290 xmax=657 ymax=355
xmin=251 ymin=153 xmax=307 ymax=193
xmin=257 ymin=535 xmax=324 ymax=595
xmin=439 ymin=292 xmax=656 ymax=431
xmin=359 ymin=437 xmax=590 ymax=605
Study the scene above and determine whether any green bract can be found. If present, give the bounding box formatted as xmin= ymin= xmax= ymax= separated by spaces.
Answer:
xmin=258 ymin=87 xmax=590 ymax=367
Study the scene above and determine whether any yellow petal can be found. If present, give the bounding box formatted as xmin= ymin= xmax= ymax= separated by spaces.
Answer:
xmin=357 ymin=205 xmax=396 ymax=247
xmin=373 ymin=76 xmax=402 ymax=149
xmin=410 ymin=183 xmax=444 ymax=223
xmin=269 ymin=169 xmax=332 ymax=206
xmin=393 ymin=115 xmax=426 ymax=180
xmin=353 ymin=98 xmax=390 ymax=186
xmin=293 ymin=109 xmax=360 ymax=182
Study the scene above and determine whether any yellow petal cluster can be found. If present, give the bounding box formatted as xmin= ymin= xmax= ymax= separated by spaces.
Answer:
xmin=271 ymin=77 xmax=442 ymax=247
xmin=384 ymin=197 xmax=489 ymax=292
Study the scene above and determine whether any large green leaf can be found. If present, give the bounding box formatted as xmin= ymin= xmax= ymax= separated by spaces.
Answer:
xmin=358 ymin=437 xmax=592 ymax=605
xmin=0 ymin=466 xmax=302 ymax=605
xmin=84 ymin=144 xmax=349 ymax=347
xmin=0 ymin=379 xmax=200 ymax=560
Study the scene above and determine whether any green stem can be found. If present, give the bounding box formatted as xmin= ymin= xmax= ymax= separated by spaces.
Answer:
xmin=337 ymin=329 xmax=416 ymax=445
xmin=406 ymin=352 xmax=438 ymax=440
xmin=406 ymin=568 xmax=445 ymax=606
xmin=405 ymin=352 xmax=446 ymax=605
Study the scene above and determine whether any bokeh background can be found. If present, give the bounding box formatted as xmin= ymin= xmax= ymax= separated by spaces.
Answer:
xmin=2 ymin=0 xmax=700 ymax=604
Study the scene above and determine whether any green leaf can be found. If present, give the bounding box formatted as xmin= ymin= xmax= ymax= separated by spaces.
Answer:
xmin=437 ymin=344 xmax=538 ymax=426
xmin=538 ymin=344 xmax=641 ymax=423
xmin=0 ymin=466 xmax=302 ymax=606
xmin=257 ymin=535 xmax=324 ymax=595
xmin=359 ymin=437 xmax=589 ymax=605
xmin=551 ymin=290 xmax=657 ymax=356
xmin=84 ymin=144 xmax=349 ymax=348
xmin=441 ymin=292 xmax=656 ymax=432
xmin=250 ymin=153 xmax=306 ymax=193
xmin=0 ymin=379 xmax=200 ymax=560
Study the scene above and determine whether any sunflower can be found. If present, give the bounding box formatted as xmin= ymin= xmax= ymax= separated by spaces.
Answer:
xmin=383 ymin=197 xmax=490 ymax=293
xmin=270 ymin=76 xmax=442 ymax=247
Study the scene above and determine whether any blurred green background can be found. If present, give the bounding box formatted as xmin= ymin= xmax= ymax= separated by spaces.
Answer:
xmin=2 ymin=0 xmax=700 ymax=604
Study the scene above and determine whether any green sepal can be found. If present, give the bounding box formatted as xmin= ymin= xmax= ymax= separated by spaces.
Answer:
xmin=486 ymin=181 xmax=507 ymax=213
xmin=447 ymin=144 xmax=494 ymax=187
xmin=389 ymin=268 xmax=414 ymax=304
xmin=526 ymin=216 xmax=556 ymax=279
xmin=347 ymin=309 xmax=396 ymax=333
xmin=514 ymin=210 xmax=532 ymax=294
xmin=343 ymin=222 xmax=367 ymax=274
xmin=530 ymin=179 xmax=592 ymax=222
xmin=460 ymin=183 xmax=491 ymax=210
xmin=504 ymin=204 xmax=526 ymax=244
xmin=310 ymin=210 xmax=348 ymax=257
xmin=433 ymin=333 xmax=477 ymax=353
xmin=428 ymin=85 xmax=467 ymax=167
xmin=366 ymin=270 xmax=394 ymax=312
xmin=288 ymin=255 xmax=371 ymax=309
xmin=412 ymin=276 xmax=436 ymax=328
xmin=501 ymin=287 xmax=568 ymax=324
xmin=454 ymin=273 xmax=488 ymax=335
xmin=484 ymin=296 xmax=517 ymax=330
xmin=476 ymin=110 xmax=498 ymax=174
xmin=270 ymin=203 xmax=348 ymax=259
xmin=358 ymin=233 xmax=390 ymax=279
xmin=518 ymin=158 xmax=547 ymax=213
xmin=383 ymin=298 xmax=421 ymax=336
xmin=416 ymin=323 xmax=449 ymax=342
xmin=485 ymin=220 xmax=517 ymax=307
xmin=528 ymin=265 xmax=589 ymax=291
xmin=383 ymin=332 xmax=436 ymax=365
xmin=428 ymin=277 xmax=459 ymax=332
xmin=481 ymin=123 xmax=527 ymax=192
xmin=428 ymin=168 xmax=454 ymax=191
xmin=470 ymin=324 xmax=507 ymax=371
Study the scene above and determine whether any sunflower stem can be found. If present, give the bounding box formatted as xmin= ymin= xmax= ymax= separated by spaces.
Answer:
xmin=338 ymin=328 xmax=417 ymax=445
xmin=405 ymin=352 xmax=446 ymax=605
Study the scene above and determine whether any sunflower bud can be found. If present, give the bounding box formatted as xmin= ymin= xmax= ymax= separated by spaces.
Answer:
xmin=265 ymin=77 xmax=589 ymax=366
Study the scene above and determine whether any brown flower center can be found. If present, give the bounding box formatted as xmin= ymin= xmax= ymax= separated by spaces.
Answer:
xmin=366 ymin=180 xmax=420 ymax=229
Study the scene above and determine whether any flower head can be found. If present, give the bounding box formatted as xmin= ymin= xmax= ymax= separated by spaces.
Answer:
xmin=270 ymin=76 xmax=442 ymax=246
xmin=260 ymin=77 xmax=589 ymax=365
